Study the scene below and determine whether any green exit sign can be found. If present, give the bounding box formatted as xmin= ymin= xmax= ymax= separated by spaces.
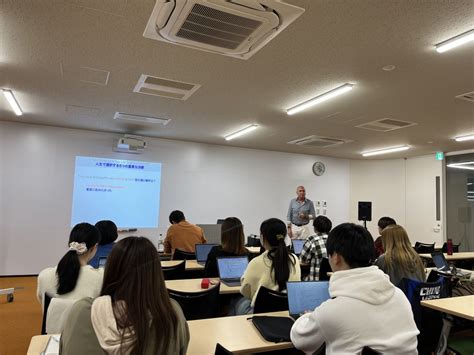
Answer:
xmin=436 ymin=152 xmax=444 ymax=161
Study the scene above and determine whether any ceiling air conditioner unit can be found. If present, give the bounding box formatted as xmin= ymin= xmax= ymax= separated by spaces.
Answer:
xmin=115 ymin=135 xmax=147 ymax=154
xmin=143 ymin=0 xmax=305 ymax=60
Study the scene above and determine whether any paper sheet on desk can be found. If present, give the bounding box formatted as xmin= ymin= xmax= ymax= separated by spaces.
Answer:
xmin=42 ymin=335 xmax=60 ymax=355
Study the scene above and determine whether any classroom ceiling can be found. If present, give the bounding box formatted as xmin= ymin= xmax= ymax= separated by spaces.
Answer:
xmin=0 ymin=0 xmax=473 ymax=159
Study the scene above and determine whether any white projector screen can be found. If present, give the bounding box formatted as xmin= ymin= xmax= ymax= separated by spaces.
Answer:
xmin=71 ymin=156 xmax=162 ymax=228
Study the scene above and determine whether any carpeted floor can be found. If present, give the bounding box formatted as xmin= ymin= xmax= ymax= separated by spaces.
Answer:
xmin=0 ymin=277 xmax=42 ymax=355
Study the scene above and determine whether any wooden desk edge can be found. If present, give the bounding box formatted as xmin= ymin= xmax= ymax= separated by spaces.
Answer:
xmin=421 ymin=297 xmax=474 ymax=321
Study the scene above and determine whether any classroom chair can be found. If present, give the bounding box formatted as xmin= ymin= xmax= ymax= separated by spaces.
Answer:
xmin=253 ymin=286 xmax=288 ymax=314
xmin=41 ymin=293 xmax=53 ymax=335
xmin=319 ymin=258 xmax=332 ymax=281
xmin=168 ymin=283 xmax=220 ymax=320
xmin=172 ymin=249 xmax=196 ymax=260
xmin=162 ymin=261 xmax=186 ymax=280
xmin=441 ymin=242 xmax=460 ymax=253
xmin=414 ymin=242 xmax=435 ymax=254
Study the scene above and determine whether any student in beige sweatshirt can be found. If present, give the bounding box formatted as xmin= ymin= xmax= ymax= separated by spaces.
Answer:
xmin=60 ymin=237 xmax=189 ymax=355
xmin=235 ymin=218 xmax=301 ymax=315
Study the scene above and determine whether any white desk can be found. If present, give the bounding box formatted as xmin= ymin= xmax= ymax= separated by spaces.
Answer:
xmin=165 ymin=278 xmax=240 ymax=294
xmin=421 ymin=295 xmax=474 ymax=321
xmin=419 ymin=252 xmax=474 ymax=261
xmin=161 ymin=259 xmax=205 ymax=271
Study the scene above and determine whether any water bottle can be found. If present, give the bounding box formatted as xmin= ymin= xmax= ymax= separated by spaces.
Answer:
xmin=158 ymin=233 xmax=164 ymax=253
xmin=447 ymin=238 xmax=453 ymax=256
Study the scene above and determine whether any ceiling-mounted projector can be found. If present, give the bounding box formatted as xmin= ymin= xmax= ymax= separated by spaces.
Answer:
xmin=115 ymin=135 xmax=147 ymax=154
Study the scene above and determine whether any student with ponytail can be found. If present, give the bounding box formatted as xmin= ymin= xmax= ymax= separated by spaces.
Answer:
xmin=37 ymin=223 xmax=103 ymax=305
xmin=236 ymin=218 xmax=301 ymax=314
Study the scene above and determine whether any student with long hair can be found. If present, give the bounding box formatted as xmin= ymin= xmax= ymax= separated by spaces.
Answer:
xmin=88 ymin=220 xmax=119 ymax=268
xmin=375 ymin=224 xmax=425 ymax=286
xmin=205 ymin=217 xmax=249 ymax=277
xmin=59 ymin=237 xmax=189 ymax=355
xmin=236 ymin=218 xmax=300 ymax=314
xmin=37 ymin=223 xmax=103 ymax=305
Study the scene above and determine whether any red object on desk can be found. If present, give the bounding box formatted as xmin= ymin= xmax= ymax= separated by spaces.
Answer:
xmin=201 ymin=278 xmax=210 ymax=289
xmin=447 ymin=239 xmax=453 ymax=255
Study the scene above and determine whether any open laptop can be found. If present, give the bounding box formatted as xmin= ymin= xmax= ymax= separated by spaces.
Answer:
xmin=287 ymin=281 xmax=330 ymax=319
xmin=431 ymin=252 xmax=471 ymax=278
xmin=292 ymin=239 xmax=305 ymax=255
xmin=98 ymin=257 xmax=107 ymax=268
xmin=195 ymin=243 xmax=218 ymax=266
xmin=217 ymin=256 xmax=249 ymax=287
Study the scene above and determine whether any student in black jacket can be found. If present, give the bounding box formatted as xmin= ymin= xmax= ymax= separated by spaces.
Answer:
xmin=205 ymin=217 xmax=249 ymax=277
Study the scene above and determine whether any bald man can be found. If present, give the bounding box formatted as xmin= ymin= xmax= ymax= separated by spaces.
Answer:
xmin=287 ymin=186 xmax=316 ymax=239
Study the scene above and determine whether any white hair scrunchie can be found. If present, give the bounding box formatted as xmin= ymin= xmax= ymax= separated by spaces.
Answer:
xmin=69 ymin=242 xmax=88 ymax=255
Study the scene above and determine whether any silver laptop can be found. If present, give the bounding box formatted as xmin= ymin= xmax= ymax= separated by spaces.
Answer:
xmin=195 ymin=243 xmax=218 ymax=266
xmin=287 ymin=281 xmax=330 ymax=319
xmin=217 ymin=256 xmax=249 ymax=287
xmin=292 ymin=239 xmax=305 ymax=255
xmin=431 ymin=252 xmax=471 ymax=278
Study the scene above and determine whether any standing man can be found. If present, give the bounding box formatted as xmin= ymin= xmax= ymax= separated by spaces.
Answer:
xmin=287 ymin=186 xmax=316 ymax=239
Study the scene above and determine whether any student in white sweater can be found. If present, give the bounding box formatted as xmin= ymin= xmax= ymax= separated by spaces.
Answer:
xmin=37 ymin=223 xmax=104 ymax=306
xmin=236 ymin=218 xmax=300 ymax=314
xmin=291 ymin=223 xmax=419 ymax=354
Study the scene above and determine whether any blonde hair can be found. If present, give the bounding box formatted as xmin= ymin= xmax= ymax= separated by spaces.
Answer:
xmin=381 ymin=225 xmax=425 ymax=280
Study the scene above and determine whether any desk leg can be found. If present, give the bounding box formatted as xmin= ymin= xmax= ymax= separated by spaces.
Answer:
xmin=435 ymin=314 xmax=453 ymax=355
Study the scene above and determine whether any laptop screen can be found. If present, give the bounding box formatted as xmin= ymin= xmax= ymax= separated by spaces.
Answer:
xmin=431 ymin=252 xmax=449 ymax=270
xmin=195 ymin=243 xmax=218 ymax=263
xmin=293 ymin=239 xmax=305 ymax=255
xmin=217 ymin=256 xmax=249 ymax=279
xmin=287 ymin=281 xmax=330 ymax=315
xmin=98 ymin=257 xmax=107 ymax=268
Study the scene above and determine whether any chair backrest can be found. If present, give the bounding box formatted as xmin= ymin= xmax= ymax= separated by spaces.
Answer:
xmin=168 ymin=283 xmax=220 ymax=320
xmin=162 ymin=261 xmax=186 ymax=280
xmin=414 ymin=242 xmax=435 ymax=254
xmin=172 ymin=248 xmax=196 ymax=260
xmin=253 ymin=286 xmax=288 ymax=314
xmin=441 ymin=242 xmax=460 ymax=253
xmin=399 ymin=277 xmax=449 ymax=354
xmin=41 ymin=293 xmax=53 ymax=335
xmin=319 ymin=258 xmax=332 ymax=281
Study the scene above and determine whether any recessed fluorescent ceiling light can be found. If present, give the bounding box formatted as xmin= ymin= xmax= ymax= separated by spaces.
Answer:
xmin=225 ymin=124 xmax=258 ymax=141
xmin=287 ymin=83 xmax=353 ymax=115
xmin=436 ymin=29 xmax=474 ymax=53
xmin=447 ymin=162 xmax=474 ymax=170
xmin=362 ymin=145 xmax=410 ymax=157
xmin=455 ymin=134 xmax=474 ymax=142
xmin=2 ymin=89 xmax=23 ymax=116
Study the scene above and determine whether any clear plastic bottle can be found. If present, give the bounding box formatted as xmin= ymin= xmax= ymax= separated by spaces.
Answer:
xmin=158 ymin=233 xmax=164 ymax=252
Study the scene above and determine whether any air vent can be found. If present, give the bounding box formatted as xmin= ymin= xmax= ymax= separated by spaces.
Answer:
xmin=133 ymin=74 xmax=201 ymax=100
xmin=287 ymin=135 xmax=352 ymax=148
xmin=114 ymin=112 xmax=170 ymax=125
xmin=143 ymin=0 xmax=305 ymax=60
xmin=455 ymin=91 xmax=474 ymax=103
xmin=356 ymin=118 xmax=417 ymax=132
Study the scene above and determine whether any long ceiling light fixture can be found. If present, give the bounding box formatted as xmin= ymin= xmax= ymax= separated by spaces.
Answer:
xmin=455 ymin=134 xmax=474 ymax=142
xmin=361 ymin=145 xmax=410 ymax=157
xmin=436 ymin=29 xmax=474 ymax=53
xmin=225 ymin=124 xmax=258 ymax=141
xmin=287 ymin=83 xmax=354 ymax=115
xmin=2 ymin=89 xmax=23 ymax=116
xmin=447 ymin=162 xmax=474 ymax=171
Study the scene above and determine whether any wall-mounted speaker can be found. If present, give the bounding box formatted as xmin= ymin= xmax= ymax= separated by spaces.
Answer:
xmin=358 ymin=201 xmax=372 ymax=221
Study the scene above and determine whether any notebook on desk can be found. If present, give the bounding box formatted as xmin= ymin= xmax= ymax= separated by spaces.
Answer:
xmin=287 ymin=281 xmax=330 ymax=319
xmin=195 ymin=243 xmax=218 ymax=266
xmin=431 ymin=252 xmax=471 ymax=278
xmin=217 ymin=256 xmax=249 ymax=287
xmin=292 ymin=239 xmax=305 ymax=255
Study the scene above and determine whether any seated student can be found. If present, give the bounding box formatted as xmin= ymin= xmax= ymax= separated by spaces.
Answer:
xmin=205 ymin=217 xmax=249 ymax=277
xmin=374 ymin=216 xmax=396 ymax=257
xmin=375 ymin=224 xmax=425 ymax=286
xmin=291 ymin=223 xmax=419 ymax=354
xmin=37 ymin=223 xmax=103 ymax=305
xmin=88 ymin=220 xmax=118 ymax=268
xmin=299 ymin=215 xmax=332 ymax=280
xmin=59 ymin=237 xmax=189 ymax=355
xmin=164 ymin=210 xmax=206 ymax=254
xmin=236 ymin=218 xmax=301 ymax=315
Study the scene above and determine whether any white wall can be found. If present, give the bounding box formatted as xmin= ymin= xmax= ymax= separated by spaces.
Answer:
xmin=350 ymin=156 xmax=444 ymax=244
xmin=0 ymin=121 xmax=350 ymax=275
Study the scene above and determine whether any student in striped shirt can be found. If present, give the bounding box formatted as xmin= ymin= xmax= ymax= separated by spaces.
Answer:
xmin=299 ymin=216 xmax=332 ymax=280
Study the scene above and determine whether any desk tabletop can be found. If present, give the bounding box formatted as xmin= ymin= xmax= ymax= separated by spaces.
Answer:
xmin=421 ymin=295 xmax=474 ymax=321
xmin=27 ymin=335 xmax=55 ymax=355
xmin=161 ymin=259 xmax=205 ymax=271
xmin=165 ymin=278 xmax=240 ymax=294
xmin=246 ymin=246 xmax=261 ymax=254
xmin=187 ymin=311 xmax=293 ymax=354
xmin=419 ymin=252 xmax=474 ymax=261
